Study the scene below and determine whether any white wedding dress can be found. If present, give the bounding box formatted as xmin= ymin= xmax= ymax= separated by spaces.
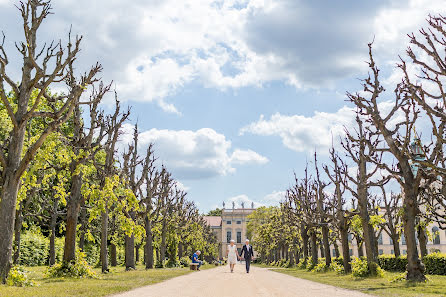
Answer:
xmin=227 ymin=245 xmax=238 ymax=264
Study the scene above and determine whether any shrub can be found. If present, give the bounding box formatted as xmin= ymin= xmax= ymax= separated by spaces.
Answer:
xmin=312 ymin=259 xmax=328 ymax=273
xmin=351 ymin=257 xmax=384 ymax=278
xmin=46 ymin=250 xmax=97 ymax=278
xmin=423 ymin=253 xmax=446 ymax=275
xmin=330 ymin=259 xmax=345 ymax=274
xmin=180 ymin=256 xmax=191 ymax=267
xmin=7 ymin=266 xmax=36 ymax=287
xmin=297 ymin=258 xmax=308 ymax=269
xmin=18 ymin=229 xmax=49 ymax=266
xmin=378 ymin=255 xmax=407 ymax=272
xmin=306 ymin=258 xmax=316 ymax=271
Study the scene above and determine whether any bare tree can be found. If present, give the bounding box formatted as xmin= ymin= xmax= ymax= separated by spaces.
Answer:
xmin=313 ymin=152 xmax=331 ymax=267
xmin=0 ymin=0 xmax=101 ymax=282
xmin=323 ymin=146 xmax=352 ymax=273
xmin=347 ymin=43 xmax=435 ymax=281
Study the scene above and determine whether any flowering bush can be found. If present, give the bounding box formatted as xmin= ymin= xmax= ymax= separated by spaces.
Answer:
xmin=7 ymin=266 xmax=36 ymax=287
xmin=46 ymin=250 xmax=97 ymax=278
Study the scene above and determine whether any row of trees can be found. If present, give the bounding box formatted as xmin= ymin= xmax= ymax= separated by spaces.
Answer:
xmin=248 ymin=14 xmax=446 ymax=282
xmin=0 ymin=0 xmax=217 ymax=283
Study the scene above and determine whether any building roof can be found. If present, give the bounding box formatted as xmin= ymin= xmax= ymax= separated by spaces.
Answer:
xmin=203 ymin=216 xmax=222 ymax=227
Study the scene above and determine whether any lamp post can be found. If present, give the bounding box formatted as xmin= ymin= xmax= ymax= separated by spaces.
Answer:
xmin=409 ymin=137 xmax=426 ymax=177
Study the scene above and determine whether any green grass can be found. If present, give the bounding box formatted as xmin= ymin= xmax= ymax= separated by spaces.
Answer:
xmin=0 ymin=264 xmax=217 ymax=297
xmin=261 ymin=265 xmax=446 ymax=297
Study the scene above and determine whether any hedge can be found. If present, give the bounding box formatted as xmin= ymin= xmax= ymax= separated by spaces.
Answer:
xmin=378 ymin=253 xmax=446 ymax=275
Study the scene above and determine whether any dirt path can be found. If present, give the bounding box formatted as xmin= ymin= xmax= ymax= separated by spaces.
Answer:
xmin=111 ymin=265 xmax=373 ymax=297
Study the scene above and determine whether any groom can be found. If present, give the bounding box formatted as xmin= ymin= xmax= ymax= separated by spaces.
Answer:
xmin=239 ymin=239 xmax=254 ymax=273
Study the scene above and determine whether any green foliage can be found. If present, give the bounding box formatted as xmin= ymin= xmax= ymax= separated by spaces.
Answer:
xmin=6 ymin=266 xmax=36 ymax=287
xmin=306 ymin=259 xmax=316 ymax=271
xmin=17 ymin=229 xmax=49 ymax=266
xmin=297 ymin=258 xmax=308 ymax=269
xmin=330 ymin=260 xmax=345 ymax=274
xmin=46 ymin=250 xmax=97 ymax=278
xmin=179 ymin=256 xmax=191 ymax=267
xmin=423 ymin=253 xmax=446 ymax=275
xmin=378 ymin=255 xmax=408 ymax=272
xmin=206 ymin=208 xmax=222 ymax=216
xmin=312 ymin=259 xmax=328 ymax=273
xmin=351 ymin=257 xmax=384 ymax=278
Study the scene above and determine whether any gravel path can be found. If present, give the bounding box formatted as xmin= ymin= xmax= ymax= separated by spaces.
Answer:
xmin=111 ymin=265 xmax=373 ymax=297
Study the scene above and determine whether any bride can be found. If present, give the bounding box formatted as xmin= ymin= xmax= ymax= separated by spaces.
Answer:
xmin=226 ymin=239 xmax=239 ymax=273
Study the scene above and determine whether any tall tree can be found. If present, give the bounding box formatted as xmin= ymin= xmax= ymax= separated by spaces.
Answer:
xmin=0 ymin=0 xmax=101 ymax=282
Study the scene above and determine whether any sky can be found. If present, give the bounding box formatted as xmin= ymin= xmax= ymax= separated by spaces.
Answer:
xmin=1 ymin=0 xmax=445 ymax=212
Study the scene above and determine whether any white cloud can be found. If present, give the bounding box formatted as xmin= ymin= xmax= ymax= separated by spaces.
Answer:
xmin=121 ymin=123 xmax=267 ymax=179
xmin=240 ymin=106 xmax=356 ymax=153
xmin=225 ymin=194 xmax=262 ymax=209
xmin=230 ymin=149 xmax=269 ymax=165
xmin=261 ymin=190 xmax=286 ymax=205
xmin=224 ymin=191 xmax=285 ymax=209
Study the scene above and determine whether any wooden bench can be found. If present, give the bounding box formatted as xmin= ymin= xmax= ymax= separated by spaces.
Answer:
xmin=189 ymin=263 xmax=199 ymax=271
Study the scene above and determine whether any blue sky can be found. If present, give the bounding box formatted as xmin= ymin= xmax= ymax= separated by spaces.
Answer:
xmin=1 ymin=0 xmax=445 ymax=212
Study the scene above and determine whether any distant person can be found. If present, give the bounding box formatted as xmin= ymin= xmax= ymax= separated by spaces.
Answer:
xmin=239 ymin=239 xmax=254 ymax=273
xmin=227 ymin=239 xmax=239 ymax=273
xmin=192 ymin=250 xmax=202 ymax=271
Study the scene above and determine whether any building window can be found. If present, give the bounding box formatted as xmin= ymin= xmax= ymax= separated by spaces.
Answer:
xmin=348 ymin=233 xmax=352 ymax=243
xmin=237 ymin=248 xmax=241 ymax=255
xmin=226 ymin=220 xmax=232 ymax=225
xmin=236 ymin=221 xmax=242 ymax=224
xmin=401 ymin=234 xmax=406 ymax=245
xmin=390 ymin=237 xmax=393 ymax=245
xmin=391 ymin=249 xmax=394 ymax=255
xmin=237 ymin=231 xmax=242 ymax=243
xmin=433 ymin=227 xmax=440 ymax=244
xmin=403 ymin=250 xmax=407 ymax=255
xmin=379 ymin=249 xmax=384 ymax=255
xmin=349 ymin=249 xmax=353 ymax=256
xmin=332 ymin=249 xmax=336 ymax=257
xmin=378 ymin=233 xmax=383 ymax=245
xmin=226 ymin=231 xmax=232 ymax=243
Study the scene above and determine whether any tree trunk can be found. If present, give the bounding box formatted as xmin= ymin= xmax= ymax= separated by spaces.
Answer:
xmin=110 ymin=243 xmax=117 ymax=267
xmin=125 ymin=234 xmax=135 ymax=270
xmin=49 ymin=211 xmax=57 ymax=266
xmin=13 ymin=204 xmax=24 ymax=265
xmin=310 ymin=231 xmax=318 ymax=265
xmin=417 ymin=225 xmax=428 ymax=258
xmin=334 ymin=241 xmax=340 ymax=258
xmin=357 ymin=155 xmax=377 ymax=264
xmin=63 ymin=173 xmax=83 ymax=263
xmin=357 ymin=237 xmax=364 ymax=257
xmin=321 ymin=226 xmax=331 ymax=266
xmin=100 ymin=209 xmax=109 ymax=273
xmin=403 ymin=188 xmax=425 ymax=281
xmin=301 ymin=223 xmax=309 ymax=260
xmin=0 ymin=174 xmax=22 ymax=283
xmin=392 ymin=234 xmax=401 ymax=257
xmin=340 ymin=223 xmax=351 ymax=273
xmin=145 ymin=216 xmax=154 ymax=269
xmin=78 ymin=205 xmax=87 ymax=251
xmin=135 ymin=243 xmax=140 ymax=263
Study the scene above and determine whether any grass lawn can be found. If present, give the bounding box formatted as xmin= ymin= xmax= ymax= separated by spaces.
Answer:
xmin=0 ymin=263 xmax=217 ymax=297
xmin=260 ymin=265 xmax=446 ymax=297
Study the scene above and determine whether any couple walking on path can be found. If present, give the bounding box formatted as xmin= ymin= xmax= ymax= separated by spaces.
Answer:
xmin=227 ymin=239 xmax=254 ymax=273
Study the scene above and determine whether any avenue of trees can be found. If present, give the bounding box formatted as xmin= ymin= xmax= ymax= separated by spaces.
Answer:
xmin=0 ymin=0 xmax=217 ymax=284
xmin=248 ymin=14 xmax=446 ymax=282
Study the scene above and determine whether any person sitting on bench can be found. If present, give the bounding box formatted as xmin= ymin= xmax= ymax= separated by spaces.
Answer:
xmin=192 ymin=250 xmax=202 ymax=270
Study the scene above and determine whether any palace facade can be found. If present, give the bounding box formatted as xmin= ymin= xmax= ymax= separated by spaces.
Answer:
xmin=204 ymin=206 xmax=257 ymax=259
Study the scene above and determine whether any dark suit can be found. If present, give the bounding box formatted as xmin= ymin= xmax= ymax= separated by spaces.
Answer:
xmin=239 ymin=244 xmax=254 ymax=273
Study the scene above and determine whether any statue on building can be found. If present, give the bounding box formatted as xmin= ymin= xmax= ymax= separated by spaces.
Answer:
xmin=222 ymin=201 xmax=225 ymax=209
xmin=241 ymin=202 xmax=245 ymax=209
xmin=251 ymin=202 xmax=254 ymax=209
xmin=232 ymin=201 xmax=235 ymax=209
